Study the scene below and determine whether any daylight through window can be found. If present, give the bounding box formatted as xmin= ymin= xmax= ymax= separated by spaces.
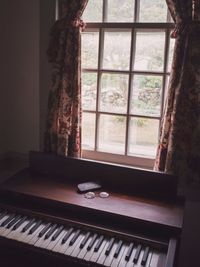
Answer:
xmin=81 ymin=0 xmax=174 ymax=168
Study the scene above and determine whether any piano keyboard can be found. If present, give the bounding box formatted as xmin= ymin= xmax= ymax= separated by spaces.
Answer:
xmin=0 ymin=208 xmax=168 ymax=267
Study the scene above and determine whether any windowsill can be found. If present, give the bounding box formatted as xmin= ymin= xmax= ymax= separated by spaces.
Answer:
xmin=82 ymin=150 xmax=154 ymax=170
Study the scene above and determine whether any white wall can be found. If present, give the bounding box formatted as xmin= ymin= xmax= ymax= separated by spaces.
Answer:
xmin=0 ymin=0 xmax=55 ymax=157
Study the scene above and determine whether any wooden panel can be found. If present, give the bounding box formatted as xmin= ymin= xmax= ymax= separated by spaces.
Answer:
xmin=29 ymin=151 xmax=178 ymax=200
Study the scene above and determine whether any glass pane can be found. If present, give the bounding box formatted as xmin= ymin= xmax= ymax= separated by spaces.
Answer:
xmin=167 ymin=37 xmax=175 ymax=72
xmin=82 ymin=32 xmax=99 ymax=69
xmin=82 ymin=72 xmax=97 ymax=111
xmin=134 ymin=31 xmax=165 ymax=72
xmin=100 ymin=73 xmax=129 ymax=113
xmin=82 ymin=0 xmax=103 ymax=22
xmin=139 ymin=0 xmax=168 ymax=22
xmin=98 ymin=114 xmax=126 ymax=154
xmin=82 ymin=112 xmax=96 ymax=150
xmin=107 ymin=0 xmax=134 ymax=22
xmin=128 ymin=118 xmax=159 ymax=157
xmin=102 ymin=31 xmax=131 ymax=70
xmin=130 ymin=75 xmax=163 ymax=116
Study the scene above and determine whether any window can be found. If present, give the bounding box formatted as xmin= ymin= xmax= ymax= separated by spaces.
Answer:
xmin=81 ymin=0 xmax=174 ymax=168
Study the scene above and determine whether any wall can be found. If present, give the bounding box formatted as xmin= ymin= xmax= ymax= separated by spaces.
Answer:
xmin=0 ymin=0 xmax=9 ymax=157
xmin=0 ymin=0 xmax=55 ymax=158
xmin=39 ymin=0 xmax=55 ymax=150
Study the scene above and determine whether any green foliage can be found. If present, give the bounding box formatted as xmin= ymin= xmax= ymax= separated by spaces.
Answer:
xmin=140 ymin=0 xmax=167 ymax=22
xmin=136 ymin=118 xmax=148 ymax=127
xmin=139 ymin=76 xmax=162 ymax=89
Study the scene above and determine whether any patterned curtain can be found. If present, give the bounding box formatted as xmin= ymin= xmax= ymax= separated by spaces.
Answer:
xmin=44 ymin=0 xmax=88 ymax=157
xmin=154 ymin=0 xmax=200 ymax=185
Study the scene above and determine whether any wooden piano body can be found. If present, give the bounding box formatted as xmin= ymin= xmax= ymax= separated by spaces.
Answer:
xmin=0 ymin=151 xmax=183 ymax=267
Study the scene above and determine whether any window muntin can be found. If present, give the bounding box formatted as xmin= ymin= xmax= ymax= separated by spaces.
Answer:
xmin=81 ymin=0 xmax=174 ymax=167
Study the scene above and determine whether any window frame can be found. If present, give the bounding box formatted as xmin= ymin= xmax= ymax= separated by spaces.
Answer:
xmin=81 ymin=1 xmax=174 ymax=169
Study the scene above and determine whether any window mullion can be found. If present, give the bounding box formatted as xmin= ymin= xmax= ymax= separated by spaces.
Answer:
xmin=103 ymin=0 xmax=108 ymax=22
xmin=95 ymin=28 xmax=105 ymax=151
xmin=160 ymin=28 xmax=171 ymax=121
xmin=125 ymin=27 xmax=136 ymax=156
xmin=85 ymin=22 xmax=174 ymax=29
xmin=135 ymin=0 xmax=140 ymax=22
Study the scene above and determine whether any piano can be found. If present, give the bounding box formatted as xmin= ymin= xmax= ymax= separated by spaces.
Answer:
xmin=0 ymin=151 xmax=184 ymax=267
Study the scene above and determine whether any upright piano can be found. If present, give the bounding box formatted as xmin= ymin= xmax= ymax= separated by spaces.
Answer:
xmin=0 ymin=151 xmax=183 ymax=267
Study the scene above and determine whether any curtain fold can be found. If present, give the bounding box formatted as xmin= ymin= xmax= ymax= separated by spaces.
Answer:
xmin=44 ymin=0 xmax=88 ymax=157
xmin=154 ymin=0 xmax=200 ymax=185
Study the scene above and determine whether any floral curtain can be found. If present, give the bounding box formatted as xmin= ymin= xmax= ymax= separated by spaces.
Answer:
xmin=154 ymin=0 xmax=200 ymax=185
xmin=44 ymin=0 xmax=88 ymax=157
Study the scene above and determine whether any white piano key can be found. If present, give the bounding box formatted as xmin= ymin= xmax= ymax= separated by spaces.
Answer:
xmin=144 ymin=250 xmax=153 ymax=267
xmin=117 ymin=244 xmax=130 ymax=267
xmin=5 ymin=215 xmax=22 ymax=230
xmin=0 ymin=214 xmax=10 ymax=224
xmin=0 ymin=217 xmax=21 ymax=238
xmin=90 ymin=239 xmax=108 ymax=263
xmin=110 ymin=243 xmax=126 ymax=267
xmin=54 ymin=231 xmax=76 ymax=254
xmin=83 ymin=238 xmax=99 ymax=262
xmin=34 ymin=232 xmax=55 ymax=249
xmin=149 ymin=251 xmax=160 ymax=267
xmin=34 ymin=231 xmax=50 ymax=248
xmin=51 ymin=229 xmax=68 ymax=252
xmin=126 ymin=247 xmax=137 ymax=267
xmin=96 ymin=239 xmax=111 ymax=265
xmin=47 ymin=230 xmax=66 ymax=251
xmin=104 ymin=241 xmax=119 ymax=266
xmin=0 ymin=214 xmax=8 ymax=223
xmin=0 ymin=226 xmax=14 ymax=237
xmin=65 ymin=233 xmax=85 ymax=256
xmin=134 ymin=249 xmax=144 ymax=267
xmin=0 ymin=215 xmax=10 ymax=235
xmin=11 ymin=220 xmax=33 ymax=242
xmin=7 ymin=220 xmax=30 ymax=240
xmin=28 ymin=225 xmax=46 ymax=245
xmin=75 ymin=236 xmax=93 ymax=259
xmin=20 ymin=224 xmax=44 ymax=244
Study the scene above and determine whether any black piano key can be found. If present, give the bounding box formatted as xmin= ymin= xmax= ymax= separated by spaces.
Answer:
xmin=114 ymin=240 xmax=123 ymax=258
xmin=45 ymin=224 xmax=57 ymax=239
xmin=13 ymin=216 xmax=27 ymax=230
xmin=80 ymin=231 xmax=91 ymax=249
xmin=125 ymin=242 xmax=134 ymax=261
xmin=104 ymin=241 xmax=119 ymax=266
xmin=141 ymin=246 xmax=150 ymax=265
xmin=133 ymin=244 xmax=142 ymax=263
xmin=38 ymin=222 xmax=51 ymax=237
xmin=111 ymin=244 xmax=127 ymax=267
xmin=69 ymin=229 xmax=81 ymax=246
xmin=1 ymin=214 xmax=16 ymax=227
xmin=6 ymin=215 xmax=21 ymax=229
xmin=51 ymin=225 xmax=64 ymax=241
xmin=62 ymin=227 xmax=74 ymax=244
xmin=0 ymin=211 xmax=7 ymax=220
xmin=94 ymin=235 xmax=104 ymax=252
xmin=105 ymin=237 xmax=115 ymax=256
xmin=22 ymin=219 xmax=36 ymax=232
xmin=87 ymin=233 xmax=98 ymax=251
xmin=29 ymin=220 xmax=42 ymax=234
